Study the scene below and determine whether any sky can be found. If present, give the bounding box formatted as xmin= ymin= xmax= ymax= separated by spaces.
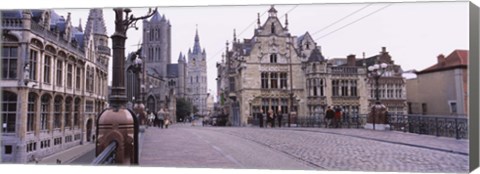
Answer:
xmin=6 ymin=0 xmax=471 ymax=102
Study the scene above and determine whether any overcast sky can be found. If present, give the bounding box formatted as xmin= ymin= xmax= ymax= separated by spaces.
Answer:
xmin=9 ymin=0 xmax=472 ymax=101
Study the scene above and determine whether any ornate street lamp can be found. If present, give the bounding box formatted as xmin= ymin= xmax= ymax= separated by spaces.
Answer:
xmin=367 ymin=62 xmax=388 ymax=130
xmin=95 ymin=8 xmax=156 ymax=165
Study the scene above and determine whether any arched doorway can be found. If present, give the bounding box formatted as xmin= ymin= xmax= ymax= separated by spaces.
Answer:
xmin=147 ymin=95 xmax=156 ymax=113
xmin=86 ymin=119 xmax=93 ymax=142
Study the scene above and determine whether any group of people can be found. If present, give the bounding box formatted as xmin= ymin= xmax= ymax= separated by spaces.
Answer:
xmin=146 ymin=108 xmax=171 ymax=129
xmin=324 ymin=106 xmax=343 ymax=128
xmin=256 ymin=109 xmax=285 ymax=128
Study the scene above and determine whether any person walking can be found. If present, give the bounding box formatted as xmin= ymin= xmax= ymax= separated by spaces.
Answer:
xmin=258 ymin=109 xmax=264 ymax=128
xmin=334 ymin=106 xmax=342 ymax=128
xmin=325 ymin=106 xmax=334 ymax=128
xmin=157 ymin=108 xmax=165 ymax=129
xmin=277 ymin=108 xmax=283 ymax=128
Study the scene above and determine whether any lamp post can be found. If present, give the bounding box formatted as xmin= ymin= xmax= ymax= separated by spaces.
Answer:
xmin=95 ymin=8 xmax=157 ymax=165
xmin=367 ymin=62 xmax=388 ymax=130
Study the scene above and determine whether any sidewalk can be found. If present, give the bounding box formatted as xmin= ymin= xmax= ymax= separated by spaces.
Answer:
xmin=284 ymin=127 xmax=469 ymax=155
xmin=37 ymin=142 xmax=95 ymax=165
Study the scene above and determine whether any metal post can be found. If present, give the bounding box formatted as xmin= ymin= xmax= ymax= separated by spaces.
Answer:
xmin=455 ymin=118 xmax=459 ymax=139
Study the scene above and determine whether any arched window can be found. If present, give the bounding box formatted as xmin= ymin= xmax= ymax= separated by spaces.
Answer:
xmin=27 ymin=93 xmax=37 ymax=132
xmin=147 ymin=96 xmax=155 ymax=112
xmin=271 ymin=23 xmax=275 ymax=34
xmin=40 ymin=94 xmax=51 ymax=131
xmin=2 ymin=91 xmax=17 ymax=133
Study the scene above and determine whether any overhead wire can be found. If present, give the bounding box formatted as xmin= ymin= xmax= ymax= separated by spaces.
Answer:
xmin=314 ymin=3 xmax=394 ymax=41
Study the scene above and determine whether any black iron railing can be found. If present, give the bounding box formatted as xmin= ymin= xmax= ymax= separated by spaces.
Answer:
xmin=252 ymin=114 xmax=468 ymax=139
xmin=91 ymin=141 xmax=118 ymax=165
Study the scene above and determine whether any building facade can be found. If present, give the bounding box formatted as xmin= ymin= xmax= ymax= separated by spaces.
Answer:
xmin=1 ymin=9 xmax=110 ymax=163
xmin=186 ymin=28 xmax=208 ymax=117
xmin=406 ymin=50 xmax=468 ymax=116
xmin=216 ymin=6 xmax=407 ymax=126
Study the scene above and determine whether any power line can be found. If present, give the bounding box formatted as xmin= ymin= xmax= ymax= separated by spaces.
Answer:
xmin=311 ymin=3 xmax=373 ymax=37
xmin=314 ymin=3 xmax=394 ymax=41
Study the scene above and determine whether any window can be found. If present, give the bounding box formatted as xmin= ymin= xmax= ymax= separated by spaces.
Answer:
xmin=27 ymin=93 xmax=37 ymax=132
xmin=313 ymin=79 xmax=318 ymax=96
xmin=40 ymin=95 xmax=50 ymax=131
xmin=229 ymin=77 xmax=235 ymax=91
xmin=4 ymin=145 xmax=12 ymax=155
xmin=332 ymin=80 xmax=339 ymax=96
xmin=2 ymin=47 xmax=18 ymax=79
xmin=271 ymin=23 xmax=275 ymax=34
xmin=76 ymin=67 xmax=81 ymax=89
xmin=449 ymin=101 xmax=457 ymax=114
xmin=280 ymin=73 xmax=287 ymax=89
xmin=271 ymin=98 xmax=278 ymax=113
xmin=281 ymin=99 xmax=288 ymax=114
xmin=262 ymin=98 xmax=269 ymax=114
xmin=341 ymin=80 xmax=348 ymax=96
xmin=350 ymin=80 xmax=357 ymax=97
xmin=65 ymin=98 xmax=72 ymax=129
xmin=29 ymin=49 xmax=38 ymax=81
xmin=2 ymin=91 xmax=17 ymax=133
xmin=270 ymin=54 xmax=277 ymax=63
xmin=54 ymin=96 xmax=62 ymax=129
xmin=44 ymin=55 xmax=51 ymax=84
xmin=67 ymin=64 xmax=73 ymax=88
xmin=261 ymin=72 xmax=268 ymax=89
xmin=270 ymin=73 xmax=278 ymax=89
xmin=74 ymin=99 xmax=80 ymax=128
xmin=56 ymin=60 xmax=63 ymax=86
xmin=320 ymin=79 xmax=325 ymax=96
xmin=306 ymin=42 xmax=310 ymax=50
xmin=85 ymin=101 xmax=94 ymax=113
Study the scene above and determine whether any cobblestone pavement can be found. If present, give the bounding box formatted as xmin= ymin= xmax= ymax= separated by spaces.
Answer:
xmin=139 ymin=124 xmax=468 ymax=173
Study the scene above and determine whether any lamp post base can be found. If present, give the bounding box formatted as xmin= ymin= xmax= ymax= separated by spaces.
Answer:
xmin=364 ymin=123 xmax=390 ymax=131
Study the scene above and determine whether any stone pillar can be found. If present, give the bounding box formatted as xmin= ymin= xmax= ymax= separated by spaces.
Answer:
xmin=16 ymin=88 xmax=29 ymax=163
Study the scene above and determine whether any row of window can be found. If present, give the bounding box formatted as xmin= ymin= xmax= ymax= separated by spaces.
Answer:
xmin=2 ymin=91 xmax=96 ymax=133
xmin=332 ymin=80 xmax=358 ymax=97
xmin=370 ymin=89 xmax=403 ymax=99
xmin=261 ymin=72 xmax=288 ymax=89
xmin=2 ymin=46 xmax=106 ymax=94
xmin=147 ymin=47 xmax=162 ymax=62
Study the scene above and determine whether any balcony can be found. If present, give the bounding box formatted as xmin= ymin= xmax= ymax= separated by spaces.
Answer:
xmin=97 ymin=45 xmax=111 ymax=56
xmin=2 ymin=18 xmax=23 ymax=29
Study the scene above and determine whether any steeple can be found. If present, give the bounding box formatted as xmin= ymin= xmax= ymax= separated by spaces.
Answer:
xmin=78 ymin=18 xmax=83 ymax=32
xmin=85 ymin=9 xmax=108 ymax=36
xmin=178 ymin=52 xmax=183 ymax=62
xmin=268 ymin=5 xmax=277 ymax=17
xmin=233 ymin=28 xmax=237 ymax=42
xmin=285 ymin=13 xmax=288 ymax=29
xmin=192 ymin=25 xmax=202 ymax=54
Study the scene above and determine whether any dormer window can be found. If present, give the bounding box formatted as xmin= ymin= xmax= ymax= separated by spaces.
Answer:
xmin=270 ymin=54 xmax=277 ymax=63
xmin=306 ymin=42 xmax=310 ymax=50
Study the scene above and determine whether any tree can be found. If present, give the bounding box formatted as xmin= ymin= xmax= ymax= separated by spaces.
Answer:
xmin=176 ymin=98 xmax=192 ymax=122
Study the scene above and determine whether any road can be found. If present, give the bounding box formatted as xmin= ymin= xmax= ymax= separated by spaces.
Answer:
xmin=139 ymin=125 xmax=468 ymax=173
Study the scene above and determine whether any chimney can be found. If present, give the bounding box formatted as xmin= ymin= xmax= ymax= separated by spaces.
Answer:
xmin=347 ymin=54 xmax=356 ymax=66
xmin=437 ymin=54 xmax=445 ymax=63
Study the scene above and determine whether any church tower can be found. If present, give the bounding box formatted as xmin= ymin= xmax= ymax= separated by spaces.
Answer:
xmin=187 ymin=27 xmax=208 ymax=116
xmin=142 ymin=11 xmax=171 ymax=78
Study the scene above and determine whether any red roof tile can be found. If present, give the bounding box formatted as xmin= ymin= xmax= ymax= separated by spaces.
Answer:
xmin=419 ymin=50 xmax=468 ymax=73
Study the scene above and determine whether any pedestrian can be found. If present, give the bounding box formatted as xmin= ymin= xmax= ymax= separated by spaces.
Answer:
xmin=147 ymin=111 xmax=154 ymax=127
xmin=268 ymin=109 xmax=276 ymax=128
xmin=157 ymin=108 xmax=165 ymax=129
xmin=164 ymin=118 xmax=170 ymax=129
xmin=325 ymin=106 xmax=334 ymax=128
xmin=258 ymin=109 xmax=264 ymax=128
xmin=334 ymin=106 xmax=342 ymax=128
xmin=277 ymin=108 xmax=283 ymax=127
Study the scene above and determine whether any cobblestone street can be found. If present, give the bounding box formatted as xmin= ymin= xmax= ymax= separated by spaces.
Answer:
xmin=139 ymin=124 xmax=468 ymax=173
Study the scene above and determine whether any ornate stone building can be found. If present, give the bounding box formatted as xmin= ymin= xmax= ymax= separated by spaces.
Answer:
xmin=216 ymin=6 xmax=406 ymax=126
xmin=186 ymin=28 xmax=208 ymax=117
xmin=1 ymin=9 xmax=110 ymax=162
